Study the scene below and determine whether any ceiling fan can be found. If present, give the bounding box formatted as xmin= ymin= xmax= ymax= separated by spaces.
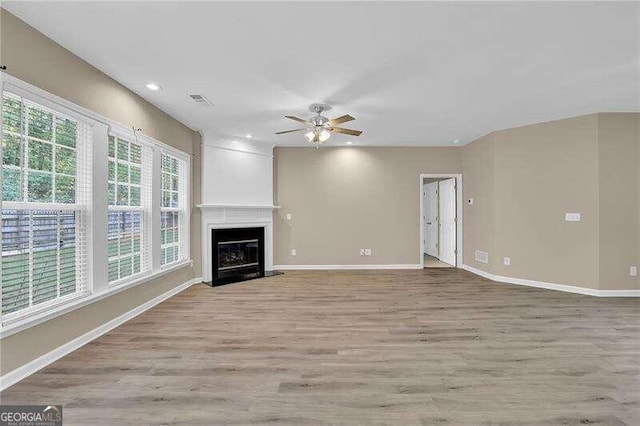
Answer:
xmin=275 ymin=103 xmax=362 ymax=144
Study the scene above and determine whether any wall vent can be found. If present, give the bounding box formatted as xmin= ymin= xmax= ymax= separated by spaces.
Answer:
xmin=189 ymin=94 xmax=213 ymax=106
xmin=475 ymin=250 xmax=489 ymax=264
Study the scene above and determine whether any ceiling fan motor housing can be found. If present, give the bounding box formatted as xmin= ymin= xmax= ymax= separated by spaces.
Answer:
xmin=310 ymin=115 xmax=329 ymax=127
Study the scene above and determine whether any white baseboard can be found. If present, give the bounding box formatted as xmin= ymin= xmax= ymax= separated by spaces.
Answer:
xmin=273 ymin=264 xmax=423 ymax=270
xmin=0 ymin=276 xmax=202 ymax=391
xmin=597 ymin=289 xmax=640 ymax=297
xmin=462 ymin=264 xmax=639 ymax=297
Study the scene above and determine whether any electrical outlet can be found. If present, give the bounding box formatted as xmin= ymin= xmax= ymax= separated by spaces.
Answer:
xmin=565 ymin=212 xmax=581 ymax=222
xmin=360 ymin=249 xmax=365 ymax=256
xmin=286 ymin=213 xmax=292 ymax=220
xmin=291 ymin=249 xmax=297 ymax=256
xmin=503 ymin=257 xmax=511 ymax=266
xmin=631 ymin=266 xmax=638 ymax=277
xmin=364 ymin=249 xmax=372 ymax=256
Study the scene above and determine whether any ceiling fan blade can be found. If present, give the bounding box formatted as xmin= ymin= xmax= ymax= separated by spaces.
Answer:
xmin=285 ymin=115 xmax=311 ymax=125
xmin=275 ymin=129 xmax=306 ymax=135
xmin=329 ymin=127 xmax=363 ymax=136
xmin=327 ymin=114 xmax=355 ymax=127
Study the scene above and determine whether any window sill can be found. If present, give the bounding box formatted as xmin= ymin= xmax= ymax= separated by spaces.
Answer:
xmin=0 ymin=259 xmax=193 ymax=339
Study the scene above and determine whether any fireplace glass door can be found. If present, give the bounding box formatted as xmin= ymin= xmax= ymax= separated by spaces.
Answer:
xmin=218 ymin=239 xmax=259 ymax=272
xmin=211 ymin=227 xmax=265 ymax=285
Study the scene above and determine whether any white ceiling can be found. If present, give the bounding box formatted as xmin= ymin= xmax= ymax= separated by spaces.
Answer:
xmin=4 ymin=1 xmax=639 ymax=146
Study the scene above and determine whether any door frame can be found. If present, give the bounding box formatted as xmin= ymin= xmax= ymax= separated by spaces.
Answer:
xmin=419 ymin=174 xmax=463 ymax=268
xmin=422 ymin=181 xmax=439 ymax=257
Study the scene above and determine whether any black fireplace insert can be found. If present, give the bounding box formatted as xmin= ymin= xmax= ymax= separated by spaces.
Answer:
xmin=210 ymin=227 xmax=265 ymax=286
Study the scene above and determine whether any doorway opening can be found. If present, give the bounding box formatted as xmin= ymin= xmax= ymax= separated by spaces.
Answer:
xmin=419 ymin=174 xmax=463 ymax=268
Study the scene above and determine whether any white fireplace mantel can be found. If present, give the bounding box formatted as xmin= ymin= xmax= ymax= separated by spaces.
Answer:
xmin=198 ymin=204 xmax=279 ymax=283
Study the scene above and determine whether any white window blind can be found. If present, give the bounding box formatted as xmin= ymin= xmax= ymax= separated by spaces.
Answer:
xmin=160 ymin=152 xmax=187 ymax=265
xmin=1 ymin=92 xmax=91 ymax=317
xmin=107 ymin=136 xmax=152 ymax=283
xmin=0 ymin=76 xmax=193 ymax=332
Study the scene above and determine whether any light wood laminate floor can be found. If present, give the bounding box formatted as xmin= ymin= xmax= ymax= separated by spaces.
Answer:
xmin=2 ymin=269 xmax=639 ymax=425
xmin=424 ymin=254 xmax=454 ymax=268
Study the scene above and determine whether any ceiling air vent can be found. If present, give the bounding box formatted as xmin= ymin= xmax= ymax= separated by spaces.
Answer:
xmin=189 ymin=94 xmax=213 ymax=106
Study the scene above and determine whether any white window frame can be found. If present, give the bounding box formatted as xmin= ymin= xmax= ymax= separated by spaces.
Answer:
xmin=106 ymin=135 xmax=153 ymax=286
xmin=1 ymin=82 xmax=101 ymax=325
xmin=0 ymin=74 xmax=192 ymax=338
xmin=159 ymin=151 xmax=189 ymax=267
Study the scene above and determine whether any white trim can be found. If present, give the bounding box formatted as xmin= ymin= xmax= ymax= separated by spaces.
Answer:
xmin=462 ymin=264 xmax=640 ymax=297
xmin=0 ymin=276 xmax=202 ymax=391
xmin=152 ymin=148 xmax=162 ymax=270
xmin=92 ymin=122 xmax=110 ymax=295
xmin=201 ymin=143 xmax=274 ymax=158
xmin=273 ymin=264 xmax=423 ymax=270
xmin=419 ymin=174 xmax=463 ymax=268
xmin=1 ymin=259 xmax=193 ymax=338
xmin=598 ymin=290 xmax=640 ymax=297
xmin=201 ymin=138 xmax=273 ymax=157
xmin=197 ymin=204 xmax=280 ymax=210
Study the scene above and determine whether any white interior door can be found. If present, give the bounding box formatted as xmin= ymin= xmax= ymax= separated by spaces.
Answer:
xmin=438 ymin=178 xmax=457 ymax=266
xmin=423 ymin=182 xmax=439 ymax=257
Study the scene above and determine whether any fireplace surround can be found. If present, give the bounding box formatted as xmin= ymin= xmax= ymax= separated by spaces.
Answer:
xmin=198 ymin=204 xmax=278 ymax=284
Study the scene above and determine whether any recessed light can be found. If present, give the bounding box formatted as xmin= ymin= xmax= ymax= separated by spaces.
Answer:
xmin=346 ymin=141 xmax=352 ymax=145
xmin=245 ymin=134 xmax=252 ymax=139
xmin=146 ymin=82 xmax=162 ymax=91
xmin=452 ymin=139 xmax=460 ymax=144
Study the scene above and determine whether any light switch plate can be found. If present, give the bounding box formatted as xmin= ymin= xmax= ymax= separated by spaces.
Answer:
xmin=503 ymin=257 xmax=511 ymax=266
xmin=631 ymin=266 xmax=638 ymax=277
xmin=565 ymin=212 xmax=581 ymax=222
xmin=291 ymin=249 xmax=297 ymax=256
xmin=286 ymin=213 xmax=292 ymax=220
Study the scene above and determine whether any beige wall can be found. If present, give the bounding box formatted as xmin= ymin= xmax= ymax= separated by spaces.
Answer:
xmin=1 ymin=9 xmax=202 ymax=375
xmin=462 ymin=134 xmax=496 ymax=271
xmin=597 ymin=113 xmax=639 ymax=290
xmin=275 ymin=114 xmax=639 ymax=292
xmin=463 ymin=113 xmax=638 ymax=291
xmin=274 ymin=147 xmax=461 ymax=265
xmin=491 ymin=115 xmax=601 ymax=288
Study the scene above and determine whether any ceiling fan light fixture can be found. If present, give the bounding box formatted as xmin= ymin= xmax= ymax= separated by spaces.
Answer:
xmin=304 ymin=129 xmax=331 ymax=143
xmin=319 ymin=130 xmax=331 ymax=142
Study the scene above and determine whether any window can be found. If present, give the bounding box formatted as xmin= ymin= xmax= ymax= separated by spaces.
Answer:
xmin=107 ymin=136 xmax=151 ymax=283
xmin=1 ymin=92 xmax=91 ymax=316
xmin=160 ymin=152 xmax=187 ymax=265
xmin=1 ymin=76 xmax=191 ymax=331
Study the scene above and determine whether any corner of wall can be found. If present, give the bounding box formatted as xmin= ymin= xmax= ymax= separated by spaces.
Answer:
xmin=191 ymin=131 xmax=203 ymax=277
xmin=597 ymin=113 xmax=640 ymax=291
xmin=461 ymin=133 xmax=496 ymax=274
